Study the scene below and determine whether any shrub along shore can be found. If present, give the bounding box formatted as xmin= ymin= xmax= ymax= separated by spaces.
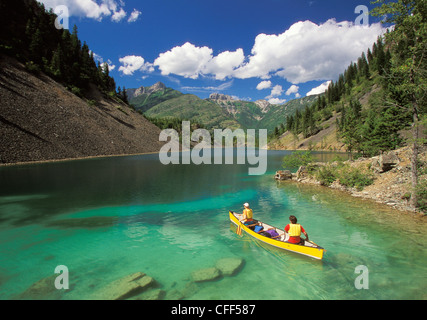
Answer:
xmin=276 ymin=147 xmax=427 ymax=215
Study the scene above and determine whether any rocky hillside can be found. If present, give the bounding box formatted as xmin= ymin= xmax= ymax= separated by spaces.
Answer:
xmin=277 ymin=146 xmax=427 ymax=214
xmin=269 ymin=113 xmax=346 ymax=151
xmin=0 ymin=55 xmax=164 ymax=165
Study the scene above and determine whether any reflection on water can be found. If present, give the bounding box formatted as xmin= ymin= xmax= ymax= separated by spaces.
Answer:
xmin=0 ymin=151 xmax=426 ymax=300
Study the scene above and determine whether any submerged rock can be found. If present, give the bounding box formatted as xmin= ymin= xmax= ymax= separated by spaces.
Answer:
xmin=16 ymin=274 xmax=66 ymax=300
xmin=45 ymin=216 xmax=119 ymax=230
xmin=215 ymin=257 xmax=245 ymax=277
xmin=191 ymin=267 xmax=222 ymax=283
xmin=130 ymin=289 xmax=166 ymax=300
xmin=93 ymin=272 xmax=156 ymax=300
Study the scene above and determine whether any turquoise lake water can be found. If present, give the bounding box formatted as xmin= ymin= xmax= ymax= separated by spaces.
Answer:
xmin=0 ymin=151 xmax=426 ymax=300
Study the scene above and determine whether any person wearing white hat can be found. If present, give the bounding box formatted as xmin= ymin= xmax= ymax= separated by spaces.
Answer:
xmin=240 ymin=203 xmax=254 ymax=225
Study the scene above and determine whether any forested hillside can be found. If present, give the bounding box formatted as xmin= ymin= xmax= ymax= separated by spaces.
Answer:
xmin=0 ymin=0 xmax=164 ymax=164
xmin=271 ymin=0 xmax=426 ymax=158
xmin=271 ymin=0 xmax=426 ymax=209
xmin=0 ymin=0 xmax=121 ymax=100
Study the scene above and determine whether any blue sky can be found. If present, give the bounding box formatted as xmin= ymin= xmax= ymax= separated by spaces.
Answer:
xmin=39 ymin=0 xmax=387 ymax=103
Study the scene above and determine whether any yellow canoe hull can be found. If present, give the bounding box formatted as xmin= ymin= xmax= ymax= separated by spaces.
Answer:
xmin=229 ymin=211 xmax=325 ymax=260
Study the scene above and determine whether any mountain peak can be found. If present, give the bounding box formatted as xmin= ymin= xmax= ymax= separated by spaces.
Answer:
xmin=209 ymin=93 xmax=234 ymax=101
xmin=131 ymin=82 xmax=166 ymax=98
xmin=150 ymin=82 xmax=166 ymax=92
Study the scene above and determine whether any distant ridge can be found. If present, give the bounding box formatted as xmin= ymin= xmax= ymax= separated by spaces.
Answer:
xmin=127 ymin=84 xmax=319 ymax=132
xmin=126 ymin=83 xmax=183 ymax=113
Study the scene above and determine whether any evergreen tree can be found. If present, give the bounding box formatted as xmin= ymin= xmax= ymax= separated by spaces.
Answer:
xmin=367 ymin=48 xmax=374 ymax=65
xmin=122 ymin=86 xmax=129 ymax=104
xmin=49 ymin=45 xmax=62 ymax=78
xmin=339 ymin=100 xmax=363 ymax=156
xmin=29 ymin=28 xmax=43 ymax=64
xmin=371 ymin=0 xmax=427 ymax=208
xmin=286 ymin=115 xmax=294 ymax=132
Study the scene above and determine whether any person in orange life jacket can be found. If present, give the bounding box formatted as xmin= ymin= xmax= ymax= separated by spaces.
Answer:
xmin=284 ymin=215 xmax=309 ymax=244
xmin=240 ymin=203 xmax=254 ymax=226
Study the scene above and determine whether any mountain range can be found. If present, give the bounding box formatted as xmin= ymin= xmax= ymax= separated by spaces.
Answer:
xmin=127 ymin=83 xmax=319 ymax=132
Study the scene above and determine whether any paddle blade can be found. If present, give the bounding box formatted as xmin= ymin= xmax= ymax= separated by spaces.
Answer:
xmin=236 ymin=224 xmax=242 ymax=236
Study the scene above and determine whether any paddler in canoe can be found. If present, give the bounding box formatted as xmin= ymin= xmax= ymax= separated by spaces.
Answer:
xmin=239 ymin=203 xmax=254 ymax=226
xmin=284 ymin=215 xmax=309 ymax=245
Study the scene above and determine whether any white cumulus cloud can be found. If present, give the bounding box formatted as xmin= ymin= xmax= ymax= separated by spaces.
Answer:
xmin=128 ymin=9 xmax=141 ymax=23
xmin=119 ymin=55 xmax=154 ymax=76
xmin=234 ymin=19 xmax=386 ymax=83
xmin=266 ymin=85 xmax=286 ymax=104
xmin=203 ymin=49 xmax=245 ymax=80
xmin=270 ymin=85 xmax=283 ymax=97
xmin=268 ymin=98 xmax=287 ymax=105
xmin=154 ymin=42 xmax=213 ymax=80
xmin=285 ymin=85 xmax=299 ymax=96
xmin=154 ymin=43 xmax=244 ymax=80
xmin=307 ymin=81 xmax=332 ymax=96
xmin=111 ymin=8 xmax=126 ymax=22
xmin=92 ymin=52 xmax=116 ymax=71
xmin=256 ymin=80 xmax=272 ymax=90
xmin=38 ymin=0 xmax=140 ymax=23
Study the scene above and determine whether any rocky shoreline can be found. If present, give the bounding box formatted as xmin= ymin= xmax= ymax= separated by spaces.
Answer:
xmin=275 ymin=146 xmax=427 ymax=215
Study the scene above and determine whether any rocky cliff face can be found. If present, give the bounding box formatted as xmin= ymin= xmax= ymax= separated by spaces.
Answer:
xmin=128 ymin=82 xmax=167 ymax=99
xmin=0 ymin=55 xmax=164 ymax=164
xmin=254 ymin=100 xmax=271 ymax=114
xmin=208 ymin=93 xmax=235 ymax=102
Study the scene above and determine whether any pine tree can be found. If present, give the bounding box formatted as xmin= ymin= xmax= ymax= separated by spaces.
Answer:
xmin=375 ymin=37 xmax=386 ymax=75
xmin=49 ymin=45 xmax=62 ymax=78
xmin=367 ymin=48 xmax=374 ymax=65
xmin=29 ymin=28 xmax=43 ymax=64
xmin=122 ymin=86 xmax=129 ymax=104
xmin=340 ymin=100 xmax=363 ymax=157
xmin=286 ymin=115 xmax=294 ymax=132
xmin=371 ymin=0 xmax=427 ymax=208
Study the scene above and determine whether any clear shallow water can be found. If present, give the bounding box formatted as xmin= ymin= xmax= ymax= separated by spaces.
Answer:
xmin=0 ymin=151 xmax=426 ymax=300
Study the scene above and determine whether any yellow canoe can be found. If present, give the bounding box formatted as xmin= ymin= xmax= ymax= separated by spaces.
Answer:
xmin=229 ymin=211 xmax=325 ymax=260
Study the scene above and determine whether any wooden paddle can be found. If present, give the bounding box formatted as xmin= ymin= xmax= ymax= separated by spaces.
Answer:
xmin=236 ymin=222 xmax=242 ymax=236
xmin=231 ymin=211 xmax=243 ymax=236
xmin=306 ymin=239 xmax=319 ymax=247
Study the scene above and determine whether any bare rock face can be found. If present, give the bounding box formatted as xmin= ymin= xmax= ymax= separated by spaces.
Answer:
xmin=275 ymin=170 xmax=293 ymax=181
xmin=371 ymin=151 xmax=400 ymax=173
xmin=255 ymin=100 xmax=271 ymax=113
xmin=296 ymin=166 xmax=309 ymax=179
xmin=133 ymin=82 xmax=166 ymax=97
xmin=209 ymin=93 xmax=234 ymax=101
xmin=147 ymin=82 xmax=166 ymax=94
